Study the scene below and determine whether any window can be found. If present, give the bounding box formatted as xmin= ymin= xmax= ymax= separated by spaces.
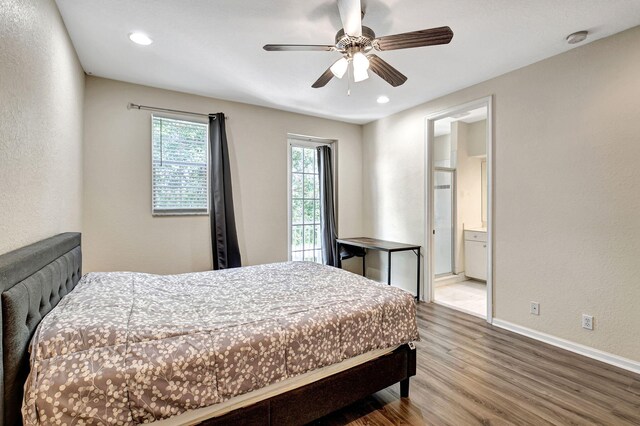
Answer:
xmin=288 ymin=137 xmax=334 ymax=263
xmin=152 ymin=116 xmax=208 ymax=215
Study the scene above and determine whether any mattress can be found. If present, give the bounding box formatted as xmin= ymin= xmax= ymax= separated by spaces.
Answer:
xmin=22 ymin=261 xmax=419 ymax=425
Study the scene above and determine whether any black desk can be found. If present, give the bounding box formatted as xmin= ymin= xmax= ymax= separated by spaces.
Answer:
xmin=336 ymin=237 xmax=421 ymax=301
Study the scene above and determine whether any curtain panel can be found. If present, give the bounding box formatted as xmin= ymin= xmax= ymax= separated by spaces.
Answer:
xmin=317 ymin=145 xmax=338 ymax=266
xmin=209 ymin=113 xmax=241 ymax=269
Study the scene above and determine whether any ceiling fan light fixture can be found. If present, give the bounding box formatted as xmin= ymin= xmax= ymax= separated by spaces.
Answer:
xmin=352 ymin=52 xmax=370 ymax=72
xmin=330 ymin=57 xmax=349 ymax=78
xmin=352 ymin=52 xmax=370 ymax=82
xmin=353 ymin=66 xmax=369 ymax=82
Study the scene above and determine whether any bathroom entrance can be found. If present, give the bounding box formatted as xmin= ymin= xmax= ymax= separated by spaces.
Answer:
xmin=426 ymin=97 xmax=493 ymax=321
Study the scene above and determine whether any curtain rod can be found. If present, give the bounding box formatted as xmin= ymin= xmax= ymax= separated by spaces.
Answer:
xmin=127 ymin=103 xmax=227 ymax=120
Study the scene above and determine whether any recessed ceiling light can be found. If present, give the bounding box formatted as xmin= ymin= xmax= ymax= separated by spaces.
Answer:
xmin=129 ymin=32 xmax=153 ymax=46
xmin=566 ymin=31 xmax=588 ymax=44
xmin=377 ymin=95 xmax=390 ymax=104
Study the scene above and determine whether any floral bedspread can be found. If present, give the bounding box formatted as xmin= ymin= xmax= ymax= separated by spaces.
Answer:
xmin=23 ymin=262 xmax=419 ymax=425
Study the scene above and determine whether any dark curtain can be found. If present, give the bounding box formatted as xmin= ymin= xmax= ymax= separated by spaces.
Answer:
xmin=209 ymin=113 xmax=241 ymax=269
xmin=317 ymin=145 xmax=338 ymax=266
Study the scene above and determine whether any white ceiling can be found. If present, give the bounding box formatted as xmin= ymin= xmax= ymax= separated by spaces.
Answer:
xmin=55 ymin=0 xmax=640 ymax=124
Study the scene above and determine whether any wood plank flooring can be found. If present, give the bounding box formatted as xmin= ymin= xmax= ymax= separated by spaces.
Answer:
xmin=313 ymin=303 xmax=640 ymax=425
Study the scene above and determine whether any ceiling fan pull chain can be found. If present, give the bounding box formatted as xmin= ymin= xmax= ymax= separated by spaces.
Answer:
xmin=347 ymin=63 xmax=352 ymax=96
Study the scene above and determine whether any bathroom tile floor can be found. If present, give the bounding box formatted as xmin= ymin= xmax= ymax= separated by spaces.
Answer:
xmin=434 ymin=280 xmax=486 ymax=317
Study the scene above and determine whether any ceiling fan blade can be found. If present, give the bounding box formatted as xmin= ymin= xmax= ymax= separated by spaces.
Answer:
xmin=338 ymin=0 xmax=362 ymax=37
xmin=312 ymin=66 xmax=334 ymax=88
xmin=263 ymin=44 xmax=336 ymax=52
xmin=375 ymin=26 xmax=453 ymax=51
xmin=368 ymin=54 xmax=407 ymax=87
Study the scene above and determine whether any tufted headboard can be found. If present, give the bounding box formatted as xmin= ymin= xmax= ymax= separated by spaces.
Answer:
xmin=0 ymin=233 xmax=81 ymax=426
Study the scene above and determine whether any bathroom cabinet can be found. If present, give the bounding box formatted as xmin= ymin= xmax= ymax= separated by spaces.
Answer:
xmin=465 ymin=229 xmax=487 ymax=281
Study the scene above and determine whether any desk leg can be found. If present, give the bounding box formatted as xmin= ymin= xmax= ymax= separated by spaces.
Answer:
xmin=362 ymin=253 xmax=366 ymax=277
xmin=387 ymin=251 xmax=392 ymax=285
xmin=416 ymin=247 xmax=421 ymax=302
xmin=335 ymin=241 xmax=341 ymax=268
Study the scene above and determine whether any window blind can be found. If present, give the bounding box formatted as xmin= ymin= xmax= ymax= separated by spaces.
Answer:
xmin=152 ymin=116 xmax=208 ymax=215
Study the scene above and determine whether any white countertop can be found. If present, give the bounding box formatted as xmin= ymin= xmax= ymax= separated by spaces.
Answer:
xmin=466 ymin=227 xmax=487 ymax=233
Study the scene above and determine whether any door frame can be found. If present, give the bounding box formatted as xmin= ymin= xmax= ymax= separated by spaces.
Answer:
xmin=424 ymin=96 xmax=494 ymax=323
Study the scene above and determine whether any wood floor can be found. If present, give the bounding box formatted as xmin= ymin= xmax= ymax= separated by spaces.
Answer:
xmin=313 ymin=303 xmax=640 ymax=425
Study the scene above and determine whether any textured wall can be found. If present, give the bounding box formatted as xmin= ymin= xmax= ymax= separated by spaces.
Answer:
xmin=363 ymin=26 xmax=640 ymax=361
xmin=83 ymin=77 xmax=363 ymax=274
xmin=0 ymin=0 xmax=84 ymax=254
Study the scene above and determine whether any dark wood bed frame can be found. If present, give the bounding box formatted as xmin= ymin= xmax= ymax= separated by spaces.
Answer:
xmin=0 ymin=233 xmax=417 ymax=425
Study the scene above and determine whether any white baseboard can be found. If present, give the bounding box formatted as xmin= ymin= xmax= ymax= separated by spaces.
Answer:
xmin=492 ymin=319 xmax=640 ymax=376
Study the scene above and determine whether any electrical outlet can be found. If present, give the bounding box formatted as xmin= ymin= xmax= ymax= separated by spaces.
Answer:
xmin=582 ymin=314 xmax=594 ymax=330
xmin=530 ymin=302 xmax=540 ymax=315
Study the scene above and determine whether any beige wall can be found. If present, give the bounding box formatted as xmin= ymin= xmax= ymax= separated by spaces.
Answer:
xmin=467 ymin=120 xmax=487 ymax=158
xmin=0 ymin=0 xmax=84 ymax=254
xmin=363 ymin=26 xmax=640 ymax=361
xmin=83 ymin=77 xmax=363 ymax=274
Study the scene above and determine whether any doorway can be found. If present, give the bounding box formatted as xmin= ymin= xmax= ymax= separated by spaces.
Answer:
xmin=425 ymin=97 xmax=493 ymax=322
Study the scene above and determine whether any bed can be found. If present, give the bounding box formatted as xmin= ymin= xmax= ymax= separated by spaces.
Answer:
xmin=0 ymin=233 xmax=418 ymax=425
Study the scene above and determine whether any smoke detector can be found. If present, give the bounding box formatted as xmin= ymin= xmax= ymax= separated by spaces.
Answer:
xmin=566 ymin=31 xmax=588 ymax=44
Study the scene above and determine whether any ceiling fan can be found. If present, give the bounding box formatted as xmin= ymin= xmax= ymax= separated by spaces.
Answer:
xmin=263 ymin=0 xmax=453 ymax=89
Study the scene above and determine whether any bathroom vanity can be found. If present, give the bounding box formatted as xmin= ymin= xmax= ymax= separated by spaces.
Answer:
xmin=464 ymin=228 xmax=487 ymax=281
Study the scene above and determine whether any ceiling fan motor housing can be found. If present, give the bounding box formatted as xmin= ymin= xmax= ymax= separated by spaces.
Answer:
xmin=335 ymin=26 xmax=376 ymax=52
